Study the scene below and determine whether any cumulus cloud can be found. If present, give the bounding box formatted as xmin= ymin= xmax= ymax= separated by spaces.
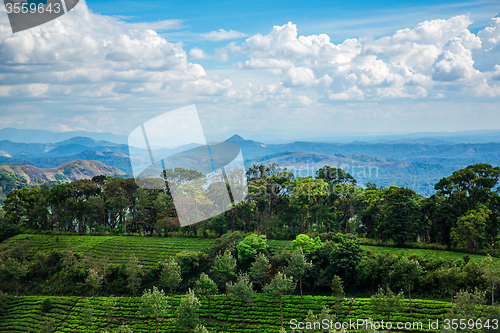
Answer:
xmin=189 ymin=47 xmax=212 ymax=60
xmin=200 ymin=29 xmax=247 ymax=41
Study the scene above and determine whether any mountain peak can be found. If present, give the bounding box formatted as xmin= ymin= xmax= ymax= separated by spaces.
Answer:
xmin=225 ymin=134 xmax=245 ymax=142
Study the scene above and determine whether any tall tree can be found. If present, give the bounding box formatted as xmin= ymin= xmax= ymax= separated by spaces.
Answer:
xmin=126 ymin=253 xmax=143 ymax=297
xmin=4 ymin=257 xmax=28 ymax=296
xmin=176 ymin=289 xmax=201 ymax=333
xmin=370 ymin=286 xmax=403 ymax=322
xmin=160 ymin=257 xmax=182 ymax=309
xmin=194 ymin=273 xmax=218 ymax=319
xmin=437 ymin=265 xmax=466 ymax=304
xmin=85 ymin=268 xmax=103 ymax=298
xmin=263 ymin=272 xmax=296 ymax=328
xmin=249 ymin=253 xmax=271 ymax=289
xmin=331 ymin=275 xmax=345 ymax=316
xmin=451 ymin=206 xmax=491 ymax=251
xmin=390 ymin=257 xmax=422 ymax=313
xmin=141 ymin=286 xmax=170 ymax=333
xmin=211 ymin=249 xmax=237 ymax=296
xmin=480 ymin=255 xmax=500 ymax=306
xmin=227 ymin=272 xmax=255 ymax=329
xmin=285 ymin=248 xmax=313 ymax=299
xmin=289 ymin=177 xmax=328 ymax=232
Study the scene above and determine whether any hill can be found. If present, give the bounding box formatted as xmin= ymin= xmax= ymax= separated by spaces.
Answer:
xmin=0 ymin=160 xmax=126 ymax=184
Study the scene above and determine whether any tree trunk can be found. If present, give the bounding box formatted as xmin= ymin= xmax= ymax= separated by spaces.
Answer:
xmin=408 ymin=281 xmax=412 ymax=313
xmin=16 ymin=280 xmax=19 ymax=297
xmin=242 ymin=304 xmax=246 ymax=329
xmin=451 ymin=289 xmax=454 ymax=304
xmin=171 ymin=286 xmax=174 ymax=309
xmin=299 ymin=275 xmax=303 ymax=299
xmin=280 ymin=296 xmax=283 ymax=328
xmin=225 ymin=277 xmax=228 ymax=296
xmin=92 ymin=287 xmax=95 ymax=298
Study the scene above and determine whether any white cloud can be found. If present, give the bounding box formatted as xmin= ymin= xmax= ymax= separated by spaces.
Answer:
xmin=200 ymin=29 xmax=247 ymax=41
xmin=329 ymin=86 xmax=364 ymax=100
xmin=122 ymin=19 xmax=183 ymax=31
xmin=189 ymin=47 xmax=212 ymax=60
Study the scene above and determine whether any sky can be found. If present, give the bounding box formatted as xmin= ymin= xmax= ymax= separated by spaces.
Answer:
xmin=0 ymin=0 xmax=499 ymax=141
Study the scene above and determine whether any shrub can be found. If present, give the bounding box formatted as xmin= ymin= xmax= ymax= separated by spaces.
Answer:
xmin=41 ymin=297 xmax=52 ymax=313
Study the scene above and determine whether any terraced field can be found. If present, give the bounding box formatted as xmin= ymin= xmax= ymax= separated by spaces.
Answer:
xmin=0 ymin=294 xmax=457 ymax=333
xmin=1 ymin=235 xmax=215 ymax=267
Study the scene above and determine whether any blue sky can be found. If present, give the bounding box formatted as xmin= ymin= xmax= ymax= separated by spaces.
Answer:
xmin=0 ymin=0 xmax=499 ymax=140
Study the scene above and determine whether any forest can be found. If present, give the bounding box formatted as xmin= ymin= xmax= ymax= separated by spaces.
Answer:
xmin=0 ymin=163 xmax=500 ymax=332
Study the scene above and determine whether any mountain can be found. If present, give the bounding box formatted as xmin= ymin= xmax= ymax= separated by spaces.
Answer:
xmin=0 ymin=160 xmax=126 ymax=184
xmin=0 ymin=128 xmax=128 ymax=144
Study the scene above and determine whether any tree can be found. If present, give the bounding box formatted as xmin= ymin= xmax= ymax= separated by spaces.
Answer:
xmin=4 ymin=257 xmax=28 ymax=296
xmin=126 ymin=253 xmax=143 ymax=297
xmin=316 ymin=166 xmax=357 ymax=186
xmin=331 ymin=275 xmax=345 ymax=316
xmin=236 ymin=234 xmax=268 ymax=262
xmin=285 ymin=248 xmax=313 ymax=299
xmin=480 ymin=255 xmax=500 ymax=306
xmin=211 ymin=249 xmax=237 ymax=296
xmin=194 ymin=273 xmax=218 ymax=319
xmin=451 ymin=206 xmax=491 ymax=251
xmin=103 ymin=296 xmax=116 ymax=325
xmin=176 ymin=289 xmax=201 ymax=333
xmin=85 ymin=268 xmax=103 ymax=298
xmin=289 ymin=177 xmax=328 ymax=232
xmin=249 ymin=253 xmax=270 ymax=288
xmin=263 ymin=272 xmax=295 ymax=328
xmin=141 ymin=286 xmax=170 ymax=333
xmin=370 ymin=286 xmax=403 ymax=322
xmin=227 ymin=272 xmax=255 ymax=329
xmin=160 ymin=257 xmax=182 ymax=309
xmin=437 ymin=265 xmax=466 ymax=304
xmin=82 ymin=298 xmax=92 ymax=333
xmin=390 ymin=256 xmax=422 ymax=313
xmin=40 ymin=316 xmax=56 ymax=333
xmin=291 ymin=234 xmax=322 ymax=258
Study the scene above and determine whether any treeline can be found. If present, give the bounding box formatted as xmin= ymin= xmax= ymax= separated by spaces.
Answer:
xmin=1 ymin=163 xmax=500 ymax=253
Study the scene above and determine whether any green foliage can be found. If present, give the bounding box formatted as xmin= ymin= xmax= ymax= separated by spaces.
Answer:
xmin=390 ymin=256 xmax=422 ymax=313
xmin=480 ymin=254 xmax=500 ymax=306
xmin=194 ymin=324 xmax=209 ymax=333
xmin=41 ymin=297 xmax=52 ymax=313
xmin=103 ymin=325 xmax=134 ymax=333
xmin=126 ymin=253 xmax=143 ymax=297
xmin=193 ymin=273 xmax=217 ymax=319
xmin=39 ymin=316 xmax=55 ymax=333
xmin=236 ymin=234 xmax=268 ymax=262
xmin=437 ymin=265 xmax=466 ymax=303
xmin=176 ymin=289 xmax=201 ymax=332
xmin=85 ymin=268 xmax=103 ymax=298
xmin=370 ymin=286 xmax=403 ymax=321
xmin=249 ymin=253 xmax=270 ymax=288
xmin=160 ymin=256 xmax=182 ymax=309
xmin=263 ymin=272 xmax=295 ymax=327
xmin=291 ymin=234 xmax=322 ymax=258
xmin=331 ymin=275 xmax=345 ymax=316
xmin=285 ymin=248 xmax=312 ymax=298
xmin=141 ymin=286 xmax=170 ymax=333
xmin=227 ymin=272 xmax=255 ymax=329
xmin=451 ymin=206 xmax=491 ymax=251
xmin=303 ymin=307 xmax=337 ymax=333
xmin=82 ymin=298 xmax=92 ymax=333
xmin=211 ymin=249 xmax=237 ymax=295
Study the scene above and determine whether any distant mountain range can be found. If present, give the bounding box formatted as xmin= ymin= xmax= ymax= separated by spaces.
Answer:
xmin=0 ymin=129 xmax=500 ymax=196
xmin=0 ymin=160 xmax=126 ymax=184
xmin=0 ymin=128 xmax=128 ymax=144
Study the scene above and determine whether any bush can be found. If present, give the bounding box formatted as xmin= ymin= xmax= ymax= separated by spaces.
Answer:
xmin=41 ymin=298 xmax=52 ymax=313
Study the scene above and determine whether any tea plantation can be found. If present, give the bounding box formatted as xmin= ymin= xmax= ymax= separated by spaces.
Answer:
xmin=0 ymin=293 xmax=458 ymax=333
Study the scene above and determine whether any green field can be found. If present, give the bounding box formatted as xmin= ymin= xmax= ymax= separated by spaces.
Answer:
xmin=361 ymin=245 xmax=500 ymax=263
xmin=1 ymin=235 xmax=215 ymax=267
xmin=0 ymin=294 xmax=456 ymax=333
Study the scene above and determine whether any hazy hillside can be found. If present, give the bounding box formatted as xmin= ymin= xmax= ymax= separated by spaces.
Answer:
xmin=0 ymin=160 xmax=126 ymax=184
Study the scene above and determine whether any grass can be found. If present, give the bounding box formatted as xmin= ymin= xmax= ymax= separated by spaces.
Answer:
xmin=0 ymin=294 xmax=456 ymax=333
